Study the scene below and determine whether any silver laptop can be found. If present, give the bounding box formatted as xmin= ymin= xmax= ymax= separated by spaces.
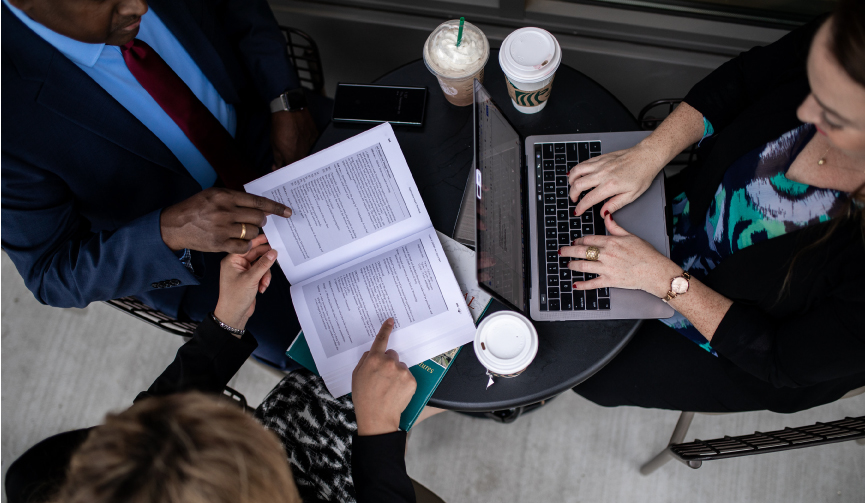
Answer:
xmin=472 ymin=80 xmax=674 ymax=321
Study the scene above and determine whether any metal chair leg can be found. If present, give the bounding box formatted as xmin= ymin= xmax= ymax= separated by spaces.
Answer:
xmin=640 ymin=411 xmax=695 ymax=475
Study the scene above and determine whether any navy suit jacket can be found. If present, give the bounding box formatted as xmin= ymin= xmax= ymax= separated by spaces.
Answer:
xmin=1 ymin=0 xmax=297 ymax=316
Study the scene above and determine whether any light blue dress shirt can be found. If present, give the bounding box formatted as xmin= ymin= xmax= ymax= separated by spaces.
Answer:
xmin=4 ymin=0 xmax=235 ymax=189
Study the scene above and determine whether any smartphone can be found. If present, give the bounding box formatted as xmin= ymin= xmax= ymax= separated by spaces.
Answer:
xmin=332 ymin=83 xmax=427 ymax=127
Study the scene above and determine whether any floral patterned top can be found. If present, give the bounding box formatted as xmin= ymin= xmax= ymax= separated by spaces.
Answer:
xmin=661 ymin=123 xmax=848 ymax=355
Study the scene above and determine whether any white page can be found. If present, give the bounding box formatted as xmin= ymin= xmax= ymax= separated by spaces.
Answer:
xmin=291 ymin=227 xmax=475 ymax=397
xmin=435 ymin=231 xmax=492 ymax=323
xmin=245 ymin=123 xmax=431 ymax=284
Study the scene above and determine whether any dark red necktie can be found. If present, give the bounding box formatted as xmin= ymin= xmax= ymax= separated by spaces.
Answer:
xmin=121 ymin=39 xmax=252 ymax=190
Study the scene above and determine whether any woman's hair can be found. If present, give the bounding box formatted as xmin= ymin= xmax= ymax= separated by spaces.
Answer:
xmin=779 ymin=2 xmax=865 ymax=299
xmin=56 ymin=393 xmax=301 ymax=503
xmin=829 ymin=0 xmax=865 ymax=86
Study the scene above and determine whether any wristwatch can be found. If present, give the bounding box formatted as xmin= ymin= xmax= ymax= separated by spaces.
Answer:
xmin=269 ymin=88 xmax=307 ymax=113
xmin=662 ymin=271 xmax=691 ymax=303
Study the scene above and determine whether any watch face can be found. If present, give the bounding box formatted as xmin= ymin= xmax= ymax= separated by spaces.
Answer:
xmin=286 ymin=89 xmax=307 ymax=110
xmin=672 ymin=277 xmax=689 ymax=294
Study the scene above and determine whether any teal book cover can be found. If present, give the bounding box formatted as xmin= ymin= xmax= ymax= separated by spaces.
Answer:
xmin=287 ymin=333 xmax=462 ymax=431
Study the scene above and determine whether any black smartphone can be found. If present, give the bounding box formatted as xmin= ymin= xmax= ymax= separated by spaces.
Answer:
xmin=332 ymin=83 xmax=427 ymax=127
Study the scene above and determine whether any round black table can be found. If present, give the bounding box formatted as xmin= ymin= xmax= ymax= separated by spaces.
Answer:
xmin=313 ymin=50 xmax=643 ymax=412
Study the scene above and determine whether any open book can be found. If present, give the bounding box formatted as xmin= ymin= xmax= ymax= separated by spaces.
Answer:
xmin=245 ymin=123 xmax=476 ymax=397
xmin=286 ymin=231 xmax=493 ymax=430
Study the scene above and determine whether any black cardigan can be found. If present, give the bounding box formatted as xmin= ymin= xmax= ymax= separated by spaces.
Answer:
xmin=6 ymin=317 xmax=416 ymax=503
xmin=677 ymin=16 xmax=864 ymax=408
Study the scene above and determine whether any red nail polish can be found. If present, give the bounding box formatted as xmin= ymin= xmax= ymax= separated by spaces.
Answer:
xmin=602 ymin=210 xmax=609 ymax=218
xmin=574 ymin=208 xmax=579 ymax=216
xmin=573 ymin=282 xmax=579 ymax=289
xmin=557 ymin=249 xmax=562 ymax=256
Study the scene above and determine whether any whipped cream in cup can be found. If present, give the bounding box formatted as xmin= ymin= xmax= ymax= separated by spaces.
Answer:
xmin=499 ymin=27 xmax=562 ymax=114
xmin=474 ymin=311 xmax=538 ymax=378
xmin=423 ymin=20 xmax=490 ymax=107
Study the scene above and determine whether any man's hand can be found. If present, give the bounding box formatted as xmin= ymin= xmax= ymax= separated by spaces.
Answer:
xmin=271 ymin=109 xmax=318 ymax=169
xmin=160 ymin=188 xmax=291 ymax=254
xmin=213 ymin=234 xmax=277 ymax=334
xmin=352 ymin=318 xmax=417 ymax=436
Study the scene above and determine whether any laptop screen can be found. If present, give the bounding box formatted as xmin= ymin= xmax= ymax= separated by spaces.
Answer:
xmin=474 ymin=80 xmax=525 ymax=311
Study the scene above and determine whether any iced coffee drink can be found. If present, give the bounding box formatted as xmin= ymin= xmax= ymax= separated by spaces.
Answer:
xmin=423 ymin=19 xmax=490 ymax=107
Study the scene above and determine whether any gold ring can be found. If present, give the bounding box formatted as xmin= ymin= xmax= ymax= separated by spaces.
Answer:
xmin=239 ymin=223 xmax=247 ymax=240
xmin=585 ymin=246 xmax=600 ymax=261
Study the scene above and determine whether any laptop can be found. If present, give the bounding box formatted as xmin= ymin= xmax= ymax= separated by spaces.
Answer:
xmin=473 ymin=80 xmax=674 ymax=321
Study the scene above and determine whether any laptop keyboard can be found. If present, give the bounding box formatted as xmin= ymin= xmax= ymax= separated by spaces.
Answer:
xmin=535 ymin=141 xmax=611 ymax=312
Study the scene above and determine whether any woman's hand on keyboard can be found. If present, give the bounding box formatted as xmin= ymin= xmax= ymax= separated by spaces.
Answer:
xmin=567 ymin=143 xmax=665 ymax=218
xmin=560 ymin=213 xmax=680 ymax=298
xmin=568 ymin=101 xmax=705 ymax=218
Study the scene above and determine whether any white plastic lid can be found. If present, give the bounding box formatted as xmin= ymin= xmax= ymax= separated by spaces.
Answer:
xmin=498 ymin=27 xmax=561 ymax=83
xmin=474 ymin=311 xmax=539 ymax=374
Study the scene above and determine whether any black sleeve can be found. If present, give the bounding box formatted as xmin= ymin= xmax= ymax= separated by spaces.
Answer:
xmin=134 ymin=315 xmax=258 ymax=402
xmin=683 ymin=15 xmax=825 ymax=132
xmin=5 ymin=429 xmax=92 ymax=503
xmin=214 ymin=0 xmax=299 ymax=102
xmin=712 ymin=277 xmax=864 ymax=389
xmin=352 ymin=432 xmax=416 ymax=503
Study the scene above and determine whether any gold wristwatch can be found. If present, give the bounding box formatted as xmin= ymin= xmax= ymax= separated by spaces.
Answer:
xmin=662 ymin=271 xmax=691 ymax=303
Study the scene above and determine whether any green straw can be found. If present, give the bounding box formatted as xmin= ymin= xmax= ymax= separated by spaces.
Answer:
xmin=456 ymin=17 xmax=465 ymax=47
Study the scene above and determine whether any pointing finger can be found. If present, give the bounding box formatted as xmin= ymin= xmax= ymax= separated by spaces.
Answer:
xmin=370 ymin=318 xmax=395 ymax=354
xmin=238 ymin=193 xmax=293 ymax=218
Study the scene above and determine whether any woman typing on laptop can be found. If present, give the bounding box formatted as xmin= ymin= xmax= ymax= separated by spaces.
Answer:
xmin=561 ymin=0 xmax=863 ymax=413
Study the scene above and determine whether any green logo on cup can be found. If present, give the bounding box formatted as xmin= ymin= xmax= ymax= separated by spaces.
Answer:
xmin=506 ymin=77 xmax=553 ymax=107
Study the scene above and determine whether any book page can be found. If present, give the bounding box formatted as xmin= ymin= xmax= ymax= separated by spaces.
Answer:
xmin=245 ymin=123 xmax=430 ymax=284
xmin=301 ymin=236 xmax=448 ymax=358
xmin=290 ymin=228 xmax=476 ymax=397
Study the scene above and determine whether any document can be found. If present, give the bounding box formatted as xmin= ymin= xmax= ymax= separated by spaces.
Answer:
xmin=246 ymin=124 xmax=475 ymax=397
xmin=302 ymin=238 xmax=448 ymax=358
xmin=265 ymin=144 xmax=411 ymax=265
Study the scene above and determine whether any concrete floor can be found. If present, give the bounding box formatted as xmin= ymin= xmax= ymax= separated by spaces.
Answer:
xmin=2 ymin=251 xmax=864 ymax=502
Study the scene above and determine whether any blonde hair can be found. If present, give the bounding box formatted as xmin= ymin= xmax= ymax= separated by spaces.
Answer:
xmin=57 ymin=392 xmax=301 ymax=503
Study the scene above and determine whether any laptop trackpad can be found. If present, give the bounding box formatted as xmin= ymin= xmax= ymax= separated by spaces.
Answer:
xmin=610 ymin=173 xmax=670 ymax=259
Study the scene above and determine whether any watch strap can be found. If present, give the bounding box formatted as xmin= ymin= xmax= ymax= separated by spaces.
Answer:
xmin=269 ymin=88 xmax=307 ymax=113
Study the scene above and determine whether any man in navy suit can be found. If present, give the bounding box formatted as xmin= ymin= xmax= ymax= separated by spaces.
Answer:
xmin=1 ymin=0 xmax=322 ymax=368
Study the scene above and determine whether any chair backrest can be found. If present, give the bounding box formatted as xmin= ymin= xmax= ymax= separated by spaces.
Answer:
xmin=105 ymin=296 xmax=197 ymax=337
xmin=670 ymin=416 xmax=865 ymax=467
xmin=279 ymin=26 xmax=326 ymax=95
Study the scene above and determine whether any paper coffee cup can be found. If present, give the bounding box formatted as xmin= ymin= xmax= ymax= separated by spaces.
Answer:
xmin=474 ymin=311 xmax=538 ymax=378
xmin=423 ymin=20 xmax=490 ymax=107
xmin=498 ymin=27 xmax=562 ymax=114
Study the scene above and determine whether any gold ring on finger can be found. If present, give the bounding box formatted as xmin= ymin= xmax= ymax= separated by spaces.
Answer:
xmin=240 ymin=222 xmax=247 ymax=240
xmin=585 ymin=246 xmax=600 ymax=261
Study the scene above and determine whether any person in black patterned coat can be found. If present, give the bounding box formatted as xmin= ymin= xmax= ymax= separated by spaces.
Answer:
xmin=6 ymin=235 xmax=419 ymax=503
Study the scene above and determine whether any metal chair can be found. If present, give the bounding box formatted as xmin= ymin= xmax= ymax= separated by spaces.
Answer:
xmin=105 ymin=296 xmax=198 ymax=337
xmin=637 ymin=98 xmax=697 ymax=172
xmin=640 ymin=387 xmax=865 ymax=475
xmin=279 ymin=26 xmax=326 ymax=95
xmin=104 ymin=296 xmax=253 ymax=412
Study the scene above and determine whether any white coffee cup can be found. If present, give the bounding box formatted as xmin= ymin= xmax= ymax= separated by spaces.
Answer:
xmin=474 ymin=311 xmax=539 ymax=378
xmin=498 ymin=27 xmax=562 ymax=114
